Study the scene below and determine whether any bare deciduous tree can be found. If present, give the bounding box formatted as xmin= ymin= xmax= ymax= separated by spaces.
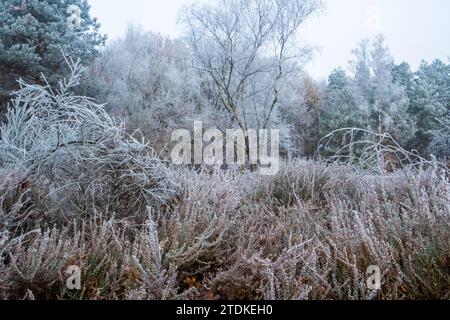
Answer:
xmin=180 ymin=0 xmax=323 ymax=155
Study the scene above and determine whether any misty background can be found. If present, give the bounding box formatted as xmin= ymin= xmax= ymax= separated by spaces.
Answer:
xmin=89 ymin=0 xmax=450 ymax=79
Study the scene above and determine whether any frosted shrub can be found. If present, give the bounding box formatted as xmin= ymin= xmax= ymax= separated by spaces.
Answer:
xmin=317 ymin=128 xmax=449 ymax=175
xmin=0 ymin=58 xmax=175 ymax=224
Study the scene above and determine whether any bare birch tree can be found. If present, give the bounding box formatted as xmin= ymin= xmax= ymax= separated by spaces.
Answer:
xmin=180 ymin=0 xmax=323 ymax=154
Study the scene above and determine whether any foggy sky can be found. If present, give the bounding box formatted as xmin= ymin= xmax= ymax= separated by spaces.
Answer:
xmin=88 ymin=0 xmax=450 ymax=80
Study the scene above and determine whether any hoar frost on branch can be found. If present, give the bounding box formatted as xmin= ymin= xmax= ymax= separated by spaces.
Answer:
xmin=0 ymin=57 xmax=175 ymax=221
xmin=180 ymin=0 xmax=323 ymax=155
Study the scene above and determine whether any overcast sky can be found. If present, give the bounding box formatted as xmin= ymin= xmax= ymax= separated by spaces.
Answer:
xmin=88 ymin=0 xmax=450 ymax=80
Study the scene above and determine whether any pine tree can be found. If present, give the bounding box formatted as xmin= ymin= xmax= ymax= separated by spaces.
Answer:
xmin=320 ymin=68 xmax=364 ymax=135
xmin=392 ymin=61 xmax=414 ymax=93
xmin=407 ymin=59 xmax=449 ymax=155
xmin=349 ymin=35 xmax=414 ymax=145
xmin=0 ymin=0 xmax=106 ymax=114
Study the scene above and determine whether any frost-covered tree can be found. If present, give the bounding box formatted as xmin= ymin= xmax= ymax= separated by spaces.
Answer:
xmin=315 ymin=36 xmax=418 ymax=158
xmin=0 ymin=0 xmax=106 ymax=114
xmin=320 ymin=68 xmax=364 ymax=135
xmin=314 ymin=68 xmax=367 ymax=158
xmin=429 ymin=115 xmax=450 ymax=161
xmin=406 ymin=59 xmax=450 ymax=155
xmin=369 ymin=36 xmax=412 ymax=139
xmin=83 ymin=26 xmax=202 ymax=153
xmin=180 ymin=0 xmax=323 ymax=155
xmin=351 ymin=39 xmax=372 ymax=114
xmin=392 ymin=61 xmax=414 ymax=93
xmin=281 ymin=76 xmax=324 ymax=157
xmin=349 ymin=35 xmax=414 ymax=145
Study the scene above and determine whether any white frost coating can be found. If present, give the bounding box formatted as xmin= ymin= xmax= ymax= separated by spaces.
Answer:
xmin=0 ymin=56 xmax=175 ymax=218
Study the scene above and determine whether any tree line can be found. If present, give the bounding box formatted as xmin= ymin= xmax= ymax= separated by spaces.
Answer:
xmin=1 ymin=0 xmax=449 ymax=162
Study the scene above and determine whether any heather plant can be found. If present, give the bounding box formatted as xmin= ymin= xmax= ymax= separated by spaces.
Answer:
xmin=0 ymin=213 xmax=192 ymax=300
xmin=0 ymin=161 xmax=449 ymax=299
xmin=157 ymin=168 xmax=253 ymax=276
xmin=205 ymin=162 xmax=449 ymax=300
